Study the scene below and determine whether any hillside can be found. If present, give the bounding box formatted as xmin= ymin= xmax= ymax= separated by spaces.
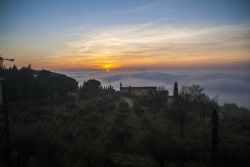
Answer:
xmin=1 ymin=71 xmax=250 ymax=166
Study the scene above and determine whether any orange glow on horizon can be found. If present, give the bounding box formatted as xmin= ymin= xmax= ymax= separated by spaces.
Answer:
xmin=2 ymin=23 xmax=250 ymax=70
xmin=33 ymin=56 xmax=247 ymax=71
xmin=102 ymin=64 xmax=112 ymax=71
xmin=7 ymin=51 xmax=250 ymax=70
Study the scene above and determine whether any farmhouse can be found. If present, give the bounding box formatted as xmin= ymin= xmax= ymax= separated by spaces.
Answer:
xmin=120 ymin=83 xmax=157 ymax=97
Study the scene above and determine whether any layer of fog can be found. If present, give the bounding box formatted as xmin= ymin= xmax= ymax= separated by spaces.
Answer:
xmin=60 ymin=69 xmax=250 ymax=108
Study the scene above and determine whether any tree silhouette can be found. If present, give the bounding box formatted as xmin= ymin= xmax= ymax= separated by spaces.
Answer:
xmin=0 ymin=65 xmax=78 ymax=102
xmin=211 ymin=109 xmax=219 ymax=165
xmin=173 ymin=81 xmax=178 ymax=99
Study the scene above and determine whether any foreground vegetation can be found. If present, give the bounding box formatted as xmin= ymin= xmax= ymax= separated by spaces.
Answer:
xmin=1 ymin=66 xmax=250 ymax=167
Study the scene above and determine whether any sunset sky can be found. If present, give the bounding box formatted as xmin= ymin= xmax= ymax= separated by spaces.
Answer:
xmin=1 ymin=0 xmax=250 ymax=70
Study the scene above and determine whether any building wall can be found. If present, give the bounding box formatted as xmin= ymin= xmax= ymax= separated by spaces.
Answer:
xmin=120 ymin=86 xmax=157 ymax=97
xmin=131 ymin=89 xmax=154 ymax=96
xmin=120 ymin=88 xmax=129 ymax=93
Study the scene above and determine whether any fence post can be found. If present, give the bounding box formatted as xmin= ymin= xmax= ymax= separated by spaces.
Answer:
xmin=211 ymin=109 xmax=218 ymax=166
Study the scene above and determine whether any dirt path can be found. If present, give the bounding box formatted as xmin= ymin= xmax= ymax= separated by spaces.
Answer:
xmin=122 ymin=97 xmax=134 ymax=108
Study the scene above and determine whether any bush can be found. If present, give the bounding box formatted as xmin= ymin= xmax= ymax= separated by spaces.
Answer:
xmin=119 ymin=101 xmax=129 ymax=113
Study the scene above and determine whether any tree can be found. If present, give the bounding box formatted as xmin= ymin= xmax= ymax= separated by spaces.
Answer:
xmin=179 ymin=84 xmax=206 ymax=103
xmin=211 ymin=109 xmax=219 ymax=164
xmin=173 ymin=81 xmax=178 ymax=98
xmin=179 ymin=84 xmax=220 ymax=124
xmin=79 ymin=79 xmax=102 ymax=99
xmin=119 ymin=101 xmax=129 ymax=113
xmin=0 ymin=65 xmax=78 ymax=102
xmin=84 ymin=79 xmax=101 ymax=92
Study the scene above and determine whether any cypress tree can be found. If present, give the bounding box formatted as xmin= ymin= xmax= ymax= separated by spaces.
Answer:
xmin=173 ymin=81 xmax=178 ymax=98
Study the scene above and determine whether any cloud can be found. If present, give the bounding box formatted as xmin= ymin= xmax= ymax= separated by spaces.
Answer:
xmin=204 ymin=79 xmax=250 ymax=95
xmin=102 ymin=74 xmax=125 ymax=82
xmin=109 ymin=0 xmax=161 ymax=14
xmin=102 ymin=71 xmax=188 ymax=82
xmin=107 ymin=0 xmax=189 ymax=18
xmin=130 ymin=72 xmax=188 ymax=82
xmin=52 ymin=23 xmax=250 ymax=69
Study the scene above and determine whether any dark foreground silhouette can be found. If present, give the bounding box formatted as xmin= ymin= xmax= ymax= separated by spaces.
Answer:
xmin=1 ymin=66 xmax=250 ymax=167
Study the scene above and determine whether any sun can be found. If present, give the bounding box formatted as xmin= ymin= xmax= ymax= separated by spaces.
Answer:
xmin=102 ymin=64 xmax=112 ymax=71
